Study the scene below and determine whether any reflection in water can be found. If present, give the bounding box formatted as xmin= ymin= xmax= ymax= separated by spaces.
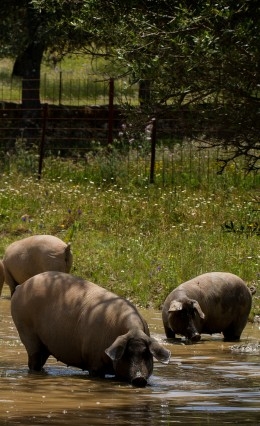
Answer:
xmin=0 ymin=297 xmax=259 ymax=425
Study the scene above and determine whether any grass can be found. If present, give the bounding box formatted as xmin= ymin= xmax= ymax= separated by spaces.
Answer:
xmin=0 ymin=55 xmax=258 ymax=320
xmin=0 ymin=56 xmax=138 ymax=105
xmin=0 ymin=146 xmax=259 ymax=319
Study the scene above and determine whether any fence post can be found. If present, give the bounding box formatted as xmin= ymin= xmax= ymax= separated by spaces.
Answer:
xmin=59 ymin=71 xmax=62 ymax=105
xmin=150 ymin=118 xmax=156 ymax=184
xmin=38 ymin=103 xmax=48 ymax=180
xmin=108 ymin=78 xmax=114 ymax=145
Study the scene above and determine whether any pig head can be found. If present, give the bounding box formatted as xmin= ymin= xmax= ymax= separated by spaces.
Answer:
xmin=167 ymin=297 xmax=205 ymax=342
xmin=105 ymin=328 xmax=171 ymax=387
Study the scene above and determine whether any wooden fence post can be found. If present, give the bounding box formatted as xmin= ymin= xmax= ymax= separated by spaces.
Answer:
xmin=38 ymin=103 xmax=48 ymax=180
xmin=150 ymin=118 xmax=156 ymax=184
xmin=59 ymin=71 xmax=62 ymax=106
xmin=108 ymin=78 xmax=114 ymax=145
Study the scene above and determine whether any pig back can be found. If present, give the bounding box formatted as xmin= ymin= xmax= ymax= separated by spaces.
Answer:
xmin=4 ymin=235 xmax=72 ymax=284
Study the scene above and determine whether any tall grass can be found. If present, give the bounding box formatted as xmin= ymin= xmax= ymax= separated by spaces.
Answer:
xmin=0 ymin=145 xmax=259 ymax=316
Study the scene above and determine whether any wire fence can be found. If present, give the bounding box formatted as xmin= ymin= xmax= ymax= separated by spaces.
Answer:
xmin=0 ymin=72 xmax=138 ymax=105
xmin=0 ymin=75 xmax=258 ymax=188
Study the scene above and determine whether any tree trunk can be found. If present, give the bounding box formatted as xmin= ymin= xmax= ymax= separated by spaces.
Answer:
xmin=12 ymin=42 xmax=45 ymax=144
xmin=13 ymin=42 xmax=44 ymax=110
xmin=139 ymin=79 xmax=151 ymax=106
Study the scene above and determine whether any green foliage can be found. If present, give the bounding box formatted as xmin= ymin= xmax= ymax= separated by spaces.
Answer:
xmin=0 ymin=57 xmax=137 ymax=105
xmin=0 ymin=148 xmax=259 ymax=312
xmin=0 ymin=0 xmax=259 ymax=169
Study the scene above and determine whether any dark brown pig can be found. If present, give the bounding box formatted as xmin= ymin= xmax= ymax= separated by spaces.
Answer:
xmin=162 ymin=272 xmax=253 ymax=342
xmin=11 ymin=271 xmax=171 ymax=387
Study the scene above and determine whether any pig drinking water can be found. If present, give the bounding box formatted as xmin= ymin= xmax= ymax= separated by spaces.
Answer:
xmin=11 ymin=271 xmax=171 ymax=387
xmin=162 ymin=272 xmax=252 ymax=342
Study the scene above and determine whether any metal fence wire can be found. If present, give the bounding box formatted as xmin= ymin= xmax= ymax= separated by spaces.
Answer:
xmin=0 ymin=75 xmax=258 ymax=187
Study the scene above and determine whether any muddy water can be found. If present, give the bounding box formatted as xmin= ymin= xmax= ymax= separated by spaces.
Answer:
xmin=0 ymin=295 xmax=259 ymax=425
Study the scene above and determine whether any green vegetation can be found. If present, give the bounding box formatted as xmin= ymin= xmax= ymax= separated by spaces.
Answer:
xmin=0 ymin=57 xmax=138 ymax=105
xmin=0 ymin=2 xmax=258 ymax=321
xmin=1 ymin=1 xmax=259 ymax=171
xmin=0 ymin=147 xmax=259 ymax=318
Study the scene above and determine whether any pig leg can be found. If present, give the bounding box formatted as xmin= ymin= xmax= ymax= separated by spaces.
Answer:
xmin=164 ymin=325 xmax=176 ymax=339
xmin=19 ymin=332 xmax=50 ymax=371
xmin=28 ymin=346 xmax=50 ymax=371
xmin=222 ymin=322 xmax=245 ymax=341
xmin=4 ymin=269 xmax=18 ymax=296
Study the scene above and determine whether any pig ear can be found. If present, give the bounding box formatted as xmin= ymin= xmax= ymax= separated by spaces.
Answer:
xmin=169 ymin=300 xmax=183 ymax=312
xmin=192 ymin=300 xmax=205 ymax=319
xmin=105 ymin=334 xmax=128 ymax=361
xmin=149 ymin=339 xmax=171 ymax=364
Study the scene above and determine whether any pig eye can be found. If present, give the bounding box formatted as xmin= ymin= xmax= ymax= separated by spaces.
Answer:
xmin=141 ymin=348 xmax=151 ymax=360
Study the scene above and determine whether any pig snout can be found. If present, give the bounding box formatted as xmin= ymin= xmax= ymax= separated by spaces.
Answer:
xmin=112 ymin=357 xmax=151 ymax=387
xmin=190 ymin=332 xmax=201 ymax=342
xmin=186 ymin=321 xmax=201 ymax=342
xmin=131 ymin=370 xmax=148 ymax=387
xmin=129 ymin=362 xmax=151 ymax=387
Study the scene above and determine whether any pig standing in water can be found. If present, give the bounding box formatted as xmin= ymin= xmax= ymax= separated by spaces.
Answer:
xmin=1 ymin=235 xmax=73 ymax=296
xmin=162 ymin=272 xmax=253 ymax=342
xmin=11 ymin=271 xmax=171 ymax=387
xmin=0 ymin=260 xmax=4 ymax=292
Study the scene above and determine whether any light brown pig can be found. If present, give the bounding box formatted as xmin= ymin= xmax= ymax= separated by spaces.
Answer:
xmin=162 ymin=272 xmax=253 ymax=342
xmin=11 ymin=271 xmax=171 ymax=387
xmin=0 ymin=260 xmax=4 ymax=293
xmin=1 ymin=235 xmax=72 ymax=296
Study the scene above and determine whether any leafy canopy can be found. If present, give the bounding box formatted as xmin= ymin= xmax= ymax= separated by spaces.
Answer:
xmin=0 ymin=0 xmax=259 ymax=170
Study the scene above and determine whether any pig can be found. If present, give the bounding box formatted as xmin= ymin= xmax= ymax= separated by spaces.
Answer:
xmin=11 ymin=271 xmax=171 ymax=387
xmin=0 ymin=260 xmax=4 ymax=292
xmin=162 ymin=272 xmax=253 ymax=342
xmin=1 ymin=235 xmax=73 ymax=296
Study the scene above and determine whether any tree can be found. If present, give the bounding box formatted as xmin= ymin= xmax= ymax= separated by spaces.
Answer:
xmin=0 ymin=0 xmax=259 ymax=170
xmin=88 ymin=0 xmax=260 ymax=171
xmin=0 ymin=0 xmax=94 ymax=110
